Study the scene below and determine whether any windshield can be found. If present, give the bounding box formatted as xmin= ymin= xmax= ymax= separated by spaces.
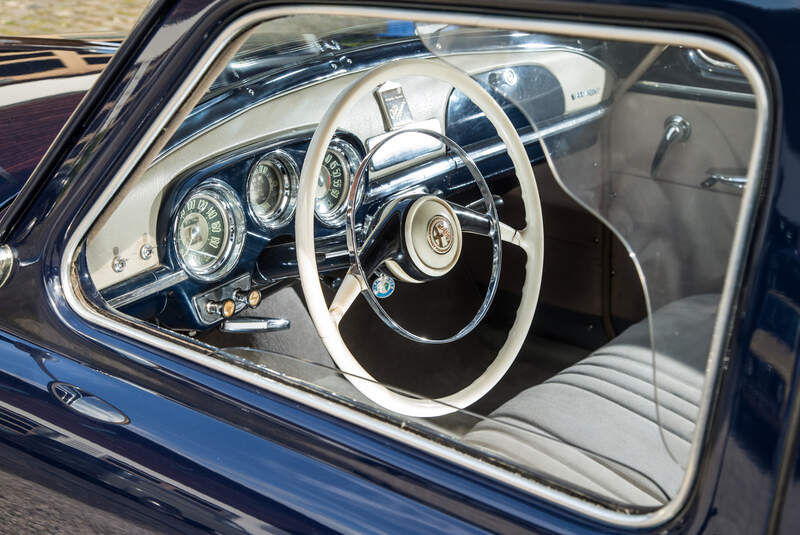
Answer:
xmin=205 ymin=16 xmax=416 ymax=99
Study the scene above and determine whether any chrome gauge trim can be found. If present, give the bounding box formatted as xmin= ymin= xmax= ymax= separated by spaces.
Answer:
xmin=60 ymin=5 xmax=771 ymax=529
xmin=172 ymin=179 xmax=246 ymax=282
xmin=246 ymin=149 xmax=299 ymax=229
xmin=314 ymin=139 xmax=363 ymax=227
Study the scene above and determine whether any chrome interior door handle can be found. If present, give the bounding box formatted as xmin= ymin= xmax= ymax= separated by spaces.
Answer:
xmin=650 ymin=115 xmax=691 ymax=177
xmin=701 ymin=169 xmax=747 ymax=190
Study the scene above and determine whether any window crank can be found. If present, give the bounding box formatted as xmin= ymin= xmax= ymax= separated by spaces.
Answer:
xmin=650 ymin=115 xmax=691 ymax=177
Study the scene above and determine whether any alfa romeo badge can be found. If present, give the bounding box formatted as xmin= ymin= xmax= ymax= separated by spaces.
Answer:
xmin=371 ymin=272 xmax=395 ymax=299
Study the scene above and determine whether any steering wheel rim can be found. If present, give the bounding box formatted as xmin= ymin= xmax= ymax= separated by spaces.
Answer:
xmin=297 ymin=58 xmax=543 ymax=417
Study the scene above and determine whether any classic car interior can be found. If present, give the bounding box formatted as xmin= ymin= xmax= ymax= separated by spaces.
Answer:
xmin=71 ymin=13 xmax=765 ymax=512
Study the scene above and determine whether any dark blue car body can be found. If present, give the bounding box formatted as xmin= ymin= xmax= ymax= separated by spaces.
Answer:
xmin=0 ymin=0 xmax=797 ymax=533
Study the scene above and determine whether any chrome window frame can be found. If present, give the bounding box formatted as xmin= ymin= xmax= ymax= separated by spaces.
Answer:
xmin=60 ymin=4 xmax=771 ymax=527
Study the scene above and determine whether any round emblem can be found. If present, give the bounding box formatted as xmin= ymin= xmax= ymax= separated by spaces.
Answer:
xmin=426 ymin=215 xmax=454 ymax=255
xmin=371 ymin=273 xmax=395 ymax=299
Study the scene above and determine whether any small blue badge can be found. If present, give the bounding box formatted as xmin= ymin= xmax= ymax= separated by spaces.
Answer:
xmin=371 ymin=273 xmax=395 ymax=299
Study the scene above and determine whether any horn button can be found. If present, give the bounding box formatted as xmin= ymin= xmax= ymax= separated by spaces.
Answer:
xmin=404 ymin=196 xmax=462 ymax=278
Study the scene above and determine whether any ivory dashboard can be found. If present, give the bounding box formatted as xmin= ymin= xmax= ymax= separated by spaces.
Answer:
xmin=85 ymin=44 xmax=607 ymax=330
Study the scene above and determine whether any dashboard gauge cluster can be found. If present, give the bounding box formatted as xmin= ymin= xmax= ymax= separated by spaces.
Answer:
xmin=245 ymin=138 xmax=363 ymax=230
xmin=247 ymin=150 xmax=298 ymax=229
xmin=173 ymin=180 xmax=246 ymax=281
xmin=169 ymin=137 xmax=365 ymax=287
xmin=153 ymin=135 xmax=368 ymax=330
xmin=314 ymin=139 xmax=363 ymax=226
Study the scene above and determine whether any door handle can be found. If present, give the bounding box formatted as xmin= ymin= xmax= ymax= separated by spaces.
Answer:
xmin=50 ymin=382 xmax=129 ymax=424
xmin=651 ymin=115 xmax=691 ymax=177
xmin=701 ymin=169 xmax=747 ymax=190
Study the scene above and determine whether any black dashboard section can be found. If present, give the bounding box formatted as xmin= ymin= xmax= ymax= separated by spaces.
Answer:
xmin=446 ymin=65 xmax=564 ymax=147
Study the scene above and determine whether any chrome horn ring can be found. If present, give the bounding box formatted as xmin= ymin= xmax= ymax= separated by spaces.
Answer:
xmin=345 ymin=128 xmax=502 ymax=344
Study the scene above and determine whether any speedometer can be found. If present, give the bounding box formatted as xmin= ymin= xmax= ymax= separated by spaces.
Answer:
xmin=247 ymin=150 xmax=297 ymax=228
xmin=173 ymin=180 xmax=245 ymax=281
xmin=314 ymin=140 xmax=361 ymax=226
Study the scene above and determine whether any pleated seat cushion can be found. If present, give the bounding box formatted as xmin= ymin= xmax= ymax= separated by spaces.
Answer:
xmin=463 ymin=294 xmax=719 ymax=507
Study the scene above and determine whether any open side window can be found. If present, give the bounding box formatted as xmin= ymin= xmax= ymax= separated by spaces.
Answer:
xmin=65 ymin=8 xmax=769 ymax=520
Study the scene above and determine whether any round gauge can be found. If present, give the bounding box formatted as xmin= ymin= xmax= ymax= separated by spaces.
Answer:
xmin=314 ymin=140 xmax=362 ymax=226
xmin=173 ymin=180 xmax=245 ymax=281
xmin=247 ymin=150 xmax=298 ymax=228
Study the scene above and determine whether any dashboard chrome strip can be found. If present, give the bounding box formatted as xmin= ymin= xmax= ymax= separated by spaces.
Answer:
xmin=107 ymin=270 xmax=188 ymax=309
xmin=60 ymin=5 xmax=771 ymax=529
xmin=470 ymin=107 xmax=607 ymax=162
xmin=366 ymin=106 xmax=606 ymax=202
xmin=366 ymin=118 xmax=443 ymax=173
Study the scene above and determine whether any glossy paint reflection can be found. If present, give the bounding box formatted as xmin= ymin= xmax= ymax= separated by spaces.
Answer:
xmin=0 ymin=330 xmax=501 ymax=533
xmin=0 ymin=0 xmax=798 ymax=533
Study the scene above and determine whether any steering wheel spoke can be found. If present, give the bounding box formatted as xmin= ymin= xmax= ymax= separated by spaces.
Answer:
xmin=450 ymin=202 xmax=525 ymax=249
xmin=500 ymin=222 xmax=525 ymax=248
xmin=355 ymin=198 xmax=409 ymax=278
xmin=449 ymin=202 xmax=494 ymax=236
xmin=329 ymin=270 xmax=366 ymax=326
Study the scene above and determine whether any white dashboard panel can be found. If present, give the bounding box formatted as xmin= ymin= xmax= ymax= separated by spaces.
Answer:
xmin=86 ymin=50 xmax=606 ymax=290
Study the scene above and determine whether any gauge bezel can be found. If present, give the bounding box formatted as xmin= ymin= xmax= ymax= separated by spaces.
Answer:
xmin=172 ymin=179 xmax=246 ymax=282
xmin=314 ymin=139 xmax=364 ymax=227
xmin=246 ymin=150 xmax=298 ymax=229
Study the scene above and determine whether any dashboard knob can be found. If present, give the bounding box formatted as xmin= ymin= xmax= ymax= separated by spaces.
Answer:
xmin=234 ymin=288 xmax=262 ymax=309
xmin=247 ymin=289 xmax=262 ymax=308
xmin=233 ymin=290 xmax=261 ymax=308
xmin=206 ymin=298 xmax=236 ymax=319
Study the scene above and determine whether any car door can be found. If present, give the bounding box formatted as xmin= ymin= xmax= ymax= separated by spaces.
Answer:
xmin=0 ymin=1 xmax=795 ymax=534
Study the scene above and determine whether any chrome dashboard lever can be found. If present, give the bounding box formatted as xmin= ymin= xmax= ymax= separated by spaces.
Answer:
xmin=219 ymin=317 xmax=290 ymax=333
xmin=651 ymin=115 xmax=691 ymax=177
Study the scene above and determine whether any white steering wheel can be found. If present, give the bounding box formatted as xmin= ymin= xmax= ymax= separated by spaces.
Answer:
xmin=297 ymin=58 xmax=543 ymax=417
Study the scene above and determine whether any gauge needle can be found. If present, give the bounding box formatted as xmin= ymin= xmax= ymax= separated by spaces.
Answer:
xmin=190 ymin=249 xmax=217 ymax=259
xmin=316 ymin=171 xmax=330 ymax=199
xmin=188 ymin=225 xmax=202 ymax=246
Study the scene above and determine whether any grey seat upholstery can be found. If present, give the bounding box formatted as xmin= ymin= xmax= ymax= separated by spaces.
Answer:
xmin=463 ymin=294 xmax=719 ymax=507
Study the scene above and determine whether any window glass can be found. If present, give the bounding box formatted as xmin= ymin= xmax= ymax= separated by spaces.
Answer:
xmin=76 ymin=11 xmax=766 ymax=512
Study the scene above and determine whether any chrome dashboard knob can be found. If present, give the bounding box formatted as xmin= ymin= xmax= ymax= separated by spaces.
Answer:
xmin=206 ymin=298 xmax=236 ymax=319
xmin=233 ymin=288 xmax=262 ymax=309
